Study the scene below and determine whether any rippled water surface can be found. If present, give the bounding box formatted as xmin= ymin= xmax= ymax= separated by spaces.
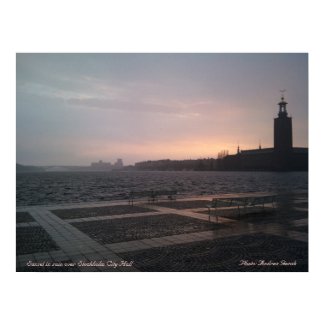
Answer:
xmin=16 ymin=171 xmax=308 ymax=206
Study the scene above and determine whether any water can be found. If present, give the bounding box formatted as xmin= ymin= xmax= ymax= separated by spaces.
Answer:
xmin=16 ymin=171 xmax=308 ymax=206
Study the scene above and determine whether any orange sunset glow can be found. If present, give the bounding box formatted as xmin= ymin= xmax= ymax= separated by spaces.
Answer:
xmin=16 ymin=53 xmax=308 ymax=166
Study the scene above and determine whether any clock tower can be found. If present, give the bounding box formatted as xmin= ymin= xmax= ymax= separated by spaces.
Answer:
xmin=273 ymin=92 xmax=293 ymax=170
xmin=274 ymin=93 xmax=293 ymax=153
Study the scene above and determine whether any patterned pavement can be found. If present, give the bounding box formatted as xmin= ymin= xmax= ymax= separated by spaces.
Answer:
xmin=16 ymin=192 xmax=308 ymax=272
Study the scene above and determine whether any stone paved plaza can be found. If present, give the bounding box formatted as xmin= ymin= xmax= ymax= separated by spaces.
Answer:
xmin=16 ymin=193 xmax=308 ymax=272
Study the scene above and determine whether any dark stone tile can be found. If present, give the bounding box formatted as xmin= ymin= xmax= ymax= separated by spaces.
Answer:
xmin=153 ymin=200 xmax=211 ymax=209
xmin=72 ymin=214 xmax=225 ymax=244
xmin=198 ymin=207 xmax=307 ymax=226
xmin=16 ymin=211 xmax=35 ymax=223
xmin=51 ymin=205 xmax=157 ymax=219
xmin=16 ymin=226 xmax=59 ymax=255
xmin=119 ymin=233 xmax=308 ymax=272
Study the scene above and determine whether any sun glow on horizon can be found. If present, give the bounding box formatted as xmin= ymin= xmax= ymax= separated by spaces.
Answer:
xmin=16 ymin=54 xmax=308 ymax=166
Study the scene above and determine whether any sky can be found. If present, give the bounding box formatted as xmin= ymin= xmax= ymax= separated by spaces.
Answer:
xmin=16 ymin=53 xmax=308 ymax=166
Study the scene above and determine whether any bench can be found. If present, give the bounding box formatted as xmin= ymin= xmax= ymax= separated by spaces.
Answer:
xmin=206 ymin=194 xmax=276 ymax=222
xmin=128 ymin=190 xmax=177 ymax=206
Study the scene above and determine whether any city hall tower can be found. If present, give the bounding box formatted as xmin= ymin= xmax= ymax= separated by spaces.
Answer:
xmin=274 ymin=94 xmax=293 ymax=153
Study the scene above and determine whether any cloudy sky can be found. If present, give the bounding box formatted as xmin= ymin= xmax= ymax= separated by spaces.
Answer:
xmin=16 ymin=53 xmax=308 ymax=166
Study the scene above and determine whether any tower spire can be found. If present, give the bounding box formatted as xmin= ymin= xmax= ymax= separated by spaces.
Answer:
xmin=280 ymin=89 xmax=286 ymax=100
xmin=278 ymin=89 xmax=288 ymax=117
xmin=274 ymin=91 xmax=292 ymax=153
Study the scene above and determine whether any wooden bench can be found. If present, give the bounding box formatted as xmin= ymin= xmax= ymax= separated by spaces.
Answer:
xmin=128 ymin=190 xmax=177 ymax=206
xmin=206 ymin=194 xmax=276 ymax=222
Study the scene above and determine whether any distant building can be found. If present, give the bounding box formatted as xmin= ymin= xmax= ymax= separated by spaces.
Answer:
xmin=113 ymin=158 xmax=123 ymax=169
xmin=221 ymin=95 xmax=308 ymax=171
xmin=89 ymin=159 xmax=124 ymax=171
xmin=90 ymin=160 xmax=112 ymax=170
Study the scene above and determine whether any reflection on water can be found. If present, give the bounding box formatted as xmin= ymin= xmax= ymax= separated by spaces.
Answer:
xmin=16 ymin=171 xmax=308 ymax=206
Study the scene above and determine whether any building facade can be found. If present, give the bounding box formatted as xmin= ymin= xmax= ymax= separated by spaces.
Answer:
xmin=221 ymin=96 xmax=308 ymax=171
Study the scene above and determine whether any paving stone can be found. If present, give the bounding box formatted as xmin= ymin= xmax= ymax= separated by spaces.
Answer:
xmin=119 ymin=233 xmax=308 ymax=272
xmin=152 ymin=200 xmax=211 ymax=210
xmin=72 ymin=213 xmax=226 ymax=244
xmin=16 ymin=226 xmax=59 ymax=255
xmin=51 ymin=205 xmax=157 ymax=220
xmin=16 ymin=192 xmax=308 ymax=272
xmin=16 ymin=211 xmax=35 ymax=223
